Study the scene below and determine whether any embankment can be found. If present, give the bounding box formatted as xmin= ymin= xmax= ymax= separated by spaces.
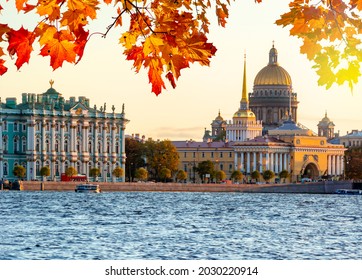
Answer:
xmin=21 ymin=180 xmax=353 ymax=194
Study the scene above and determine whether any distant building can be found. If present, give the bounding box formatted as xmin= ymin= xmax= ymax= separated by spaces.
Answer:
xmin=249 ymin=44 xmax=299 ymax=132
xmin=317 ymin=111 xmax=335 ymax=140
xmin=203 ymin=110 xmax=226 ymax=142
xmin=0 ymin=81 xmax=129 ymax=181
xmin=173 ymin=140 xmax=234 ymax=182
xmin=339 ymin=130 xmax=362 ymax=147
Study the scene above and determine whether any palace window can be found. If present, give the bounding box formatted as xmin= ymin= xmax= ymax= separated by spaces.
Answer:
xmin=64 ymin=139 xmax=69 ymax=153
xmin=97 ymin=141 xmax=102 ymax=153
xmin=36 ymin=138 xmax=41 ymax=152
xmin=13 ymin=137 xmax=19 ymax=153
xmin=184 ymin=152 xmax=187 ymax=158
xmin=22 ymin=137 xmax=26 ymax=153
xmin=107 ymin=141 xmax=110 ymax=153
xmin=76 ymin=140 xmax=81 ymax=153
xmin=211 ymin=152 xmax=214 ymax=158
xmin=3 ymin=162 xmax=8 ymax=176
xmin=45 ymin=139 xmax=50 ymax=152
xmin=14 ymin=122 xmax=18 ymax=132
xmin=115 ymin=142 xmax=119 ymax=154
xmin=229 ymin=152 xmax=232 ymax=158
xmin=88 ymin=141 xmax=93 ymax=153
xmin=22 ymin=123 xmax=26 ymax=132
xmin=220 ymin=152 xmax=223 ymax=158
xmin=36 ymin=161 xmax=40 ymax=176
xmin=55 ymin=140 xmax=59 ymax=152
xmin=3 ymin=121 xmax=7 ymax=131
xmin=3 ymin=136 xmax=8 ymax=153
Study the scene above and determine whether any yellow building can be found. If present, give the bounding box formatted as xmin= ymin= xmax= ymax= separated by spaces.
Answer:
xmin=173 ymin=140 xmax=234 ymax=182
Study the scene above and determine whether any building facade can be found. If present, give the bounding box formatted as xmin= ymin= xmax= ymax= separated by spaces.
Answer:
xmin=173 ymin=140 xmax=234 ymax=182
xmin=249 ymin=44 xmax=299 ymax=132
xmin=317 ymin=112 xmax=335 ymax=140
xmin=0 ymin=82 xmax=129 ymax=181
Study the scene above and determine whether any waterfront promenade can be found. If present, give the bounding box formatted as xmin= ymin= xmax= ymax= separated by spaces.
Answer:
xmin=20 ymin=180 xmax=353 ymax=194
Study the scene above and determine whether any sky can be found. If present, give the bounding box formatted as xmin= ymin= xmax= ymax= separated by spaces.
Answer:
xmin=1 ymin=1 xmax=362 ymax=141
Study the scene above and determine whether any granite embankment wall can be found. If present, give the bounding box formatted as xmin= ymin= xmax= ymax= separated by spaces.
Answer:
xmin=22 ymin=180 xmax=353 ymax=194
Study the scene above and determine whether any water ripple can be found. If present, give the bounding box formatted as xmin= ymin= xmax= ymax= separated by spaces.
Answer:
xmin=1 ymin=191 xmax=362 ymax=259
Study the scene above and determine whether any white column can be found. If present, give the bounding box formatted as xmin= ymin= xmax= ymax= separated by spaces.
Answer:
xmin=246 ymin=152 xmax=250 ymax=174
xmin=259 ymin=152 xmax=263 ymax=173
xmin=331 ymin=155 xmax=335 ymax=176
xmin=279 ymin=153 xmax=283 ymax=172
xmin=275 ymin=153 xmax=279 ymax=174
xmin=253 ymin=152 xmax=257 ymax=172
xmin=341 ymin=155 xmax=345 ymax=177
xmin=240 ymin=152 xmax=244 ymax=172
xmin=234 ymin=151 xmax=238 ymax=170
xmin=270 ymin=153 xmax=274 ymax=172
xmin=283 ymin=153 xmax=287 ymax=171
xmin=266 ymin=153 xmax=269 ymax=170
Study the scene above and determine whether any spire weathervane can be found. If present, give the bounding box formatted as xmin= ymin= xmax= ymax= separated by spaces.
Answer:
xmin=49 ymin=79 xmax=54 ymax=88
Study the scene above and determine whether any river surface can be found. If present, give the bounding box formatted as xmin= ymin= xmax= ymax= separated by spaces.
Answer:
xmin=1 ymin=191 xmax=361 ymax=260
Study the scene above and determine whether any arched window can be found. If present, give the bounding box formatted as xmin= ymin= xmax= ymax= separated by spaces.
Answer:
xmin=64 ymin=139 xmax=69 ymax=153
xmin=3 ymin=162 xmax=8 ymax=176
xmin=76 ymin=140 xmax=81 ymax=153
xmin=45 ymin=139 xmax=50 ymax=152
xmin=36 ymin=161 xmax=40 ymax=176
xmin=107 ymin=141 xmax=110 ymax=154
xmin=36 ymin=138 xmax=41 ymax=152
xmin=76 ymin=161 xmax=81 ymax=174
xmin=115 ymin=142 xmax=119 ymax=154
xmin=22 ymin=137 xmax=26 ymax=153
xmin=2 ymin=136 xmax=7 ymax=153
xmin=13 ymin=137 xmax=19 ymax=153
xmin=88 ymin=141 xmax=92 ymax=153
xmin=97 ymin=141 xmax=101 ymax=153
xmin=55 ymin=161 xmax=60 ymax=176
xmin=55 ymin=140 xmax=59 ymax=152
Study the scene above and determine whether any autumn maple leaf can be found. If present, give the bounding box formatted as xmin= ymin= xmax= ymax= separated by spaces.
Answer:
xmin=7 ymin=26 xmax=34 ymax=69
xmin=40 ymin=30 xmax=76 ymax=70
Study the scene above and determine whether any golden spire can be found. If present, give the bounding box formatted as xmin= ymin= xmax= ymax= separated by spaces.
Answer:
xmin=241 ymin=52 xmax=247 ymax=102
xmin=49 ymin=79 xmax=54 ymax=88
xmin=239 ymin=52 xmax=249 ymax=111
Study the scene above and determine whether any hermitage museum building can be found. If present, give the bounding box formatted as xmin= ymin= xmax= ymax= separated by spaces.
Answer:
xmin=0 ymin=81 xmax=128 ymax=182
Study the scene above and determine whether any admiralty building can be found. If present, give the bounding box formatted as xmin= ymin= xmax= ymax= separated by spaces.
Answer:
xmin=0 ymin=81 xmax=129 ymax=181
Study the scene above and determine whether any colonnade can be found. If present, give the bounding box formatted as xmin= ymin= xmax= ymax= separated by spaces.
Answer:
xmin=234 ymin=150 xmax=291 ymax=174
xmin=327 ymin=154 xmax=344 ymax=176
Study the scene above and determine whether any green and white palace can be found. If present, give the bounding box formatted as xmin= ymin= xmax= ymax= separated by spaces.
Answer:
xmin=0 ymin=81 xmax=129 ymax=182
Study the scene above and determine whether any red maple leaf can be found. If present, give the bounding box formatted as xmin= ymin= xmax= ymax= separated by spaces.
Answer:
xmin=7 ymin=26 xmax=34 ymax=69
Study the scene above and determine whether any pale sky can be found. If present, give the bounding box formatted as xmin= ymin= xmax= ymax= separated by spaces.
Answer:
xmin=1 ymin=1 xmax=361 ymax=140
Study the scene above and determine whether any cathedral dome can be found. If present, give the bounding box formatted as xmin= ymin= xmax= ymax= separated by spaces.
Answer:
xmin=233 ymin=109 xmax=256 ymax=119
xmin=254 ymin=45 xmax=292 ymax=86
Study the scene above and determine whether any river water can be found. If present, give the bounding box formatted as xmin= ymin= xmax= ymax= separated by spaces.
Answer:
xmin=0 ymin=191 xmax=361 ymax=260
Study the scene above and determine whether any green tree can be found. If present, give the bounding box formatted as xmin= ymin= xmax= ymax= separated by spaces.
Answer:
xmin=144 ymin=139 xmax=179 ymax=181
xmin=65 ymin=166 xmax=77 ymax=177
xmin=231 ymin=170 xmax=243 ymax=183
xmin=251 ymin=170 xmax=261 ymax=182
xmin=279 ymin=170 xmax=290 ymax=183
xmin=89 ymin=168 xmax=101 ymax=181
xmin=263 ymin=170 xmax=275 ymax=183
xmin=215 ymin=170 xmax=226 ymax=183
xmin=112 ymin=166 xmax=124 ymax=181
xmin=135 ymin=167 xmax=148 ymax=182
xmin=13 ymin=165 xmax=26 ymax=179
xmin=196 ymin=160 xmax=215 ymax=183
xmin=125 ymin=137 xmax=146 ymax=182
xmin=159 ymin=167 xmax=172 ymax=182
xmin=40 ymin=166 xmax=50 ymax=181
xmin=176 ymin=170 xmax=187 ymax=182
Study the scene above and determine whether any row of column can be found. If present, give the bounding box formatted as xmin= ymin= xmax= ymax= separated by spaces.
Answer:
xmin=327 ymin=154 xmax=344 ymax=176
xmin=234 ymin=151 xmax=290 ymax=174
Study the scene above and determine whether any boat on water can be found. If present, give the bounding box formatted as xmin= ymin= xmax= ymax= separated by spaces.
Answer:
xmin=75 ymin=184 xmax=101 ymax=193
xmin=335 ymin=189 xmax=362 ymax=195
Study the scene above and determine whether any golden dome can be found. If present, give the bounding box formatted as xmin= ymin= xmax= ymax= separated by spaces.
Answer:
xmin=254 ymin=45 xmax=292 ymax=86
xmin=233 ymin=109 xmax=256 ymax=119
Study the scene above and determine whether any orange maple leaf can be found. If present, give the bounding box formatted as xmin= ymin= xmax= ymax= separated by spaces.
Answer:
xmin=40 ymin=31 xmax=76 ymax=69
xmin=7 ymin=26 xmax=34 ymax=69
xmin=145 ymin=57 xmax=165 ymax=95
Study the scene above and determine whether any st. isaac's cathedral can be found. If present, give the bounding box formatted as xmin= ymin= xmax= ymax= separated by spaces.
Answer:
xmin=175 ymin=44 xmax=346 ymax=182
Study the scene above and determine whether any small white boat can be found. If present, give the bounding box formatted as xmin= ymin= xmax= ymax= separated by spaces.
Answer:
xmin=75 ymin=184 xmax=101 ymax=193
xmin=335 ymin=189 xmax=362 ymax=195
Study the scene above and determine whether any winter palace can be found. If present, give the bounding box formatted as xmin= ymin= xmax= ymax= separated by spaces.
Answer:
xmin=0 ymin=81 xmax=128 ymax=181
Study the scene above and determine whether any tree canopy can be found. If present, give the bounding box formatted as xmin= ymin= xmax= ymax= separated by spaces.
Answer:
xmin=1 ymin=0 xmax=361 ymax=94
